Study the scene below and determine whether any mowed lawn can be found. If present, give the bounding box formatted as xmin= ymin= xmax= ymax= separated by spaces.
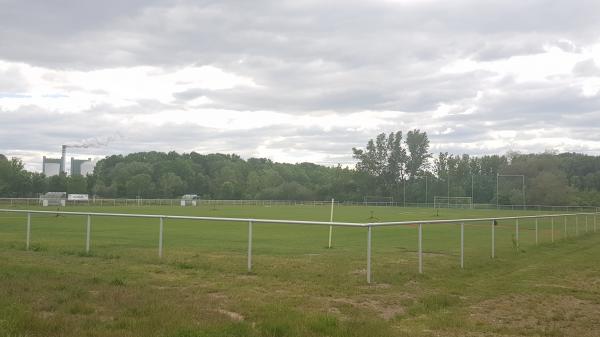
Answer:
xmin=0 ymin=204 xmax=599 ymax=336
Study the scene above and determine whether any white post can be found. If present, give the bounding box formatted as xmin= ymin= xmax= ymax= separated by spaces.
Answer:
xmin=515 ymin=219 xmax=519 ymax=247
xmin=366 ymin=226 xmax=372 ymax=284
xmin=460 ymin=222 xmax=464 ymax=269
xmin=86 ymin=215 xmax=91 ymax=253
xmin=418 ymin=224 xmax=423 ymax=274
xmin=158 ymin=217 xmax=164 ymax=258
xmin=535 ymin=218 xmax=538 ymax=245
xmin=403 ymin=182 xmax=406 ymax=208
xmin=491 ymin=220 xmax=495 ymax=258
xmin=328 ymin=198 xmax=334 ymax=248
xmin=551 ymin=217 xmax=554 ymax=243
xmin=26 ymin=212 xmax=31 ymax=250
xmin=425 ymin=176 xmax=428 ymax=206
xmin=575 ymin=215 xmax=578 ymax=236
xmin=248 ymin=221 xmax=253 ymax=272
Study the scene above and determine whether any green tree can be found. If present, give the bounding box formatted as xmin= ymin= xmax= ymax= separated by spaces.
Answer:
xmin=67 ymin=175 xmax=88 ymax=194
xmin=158 ymin=173 xmax=185 ymax=197
xmin=405 ymin=129 xmax=431 ymax=178
xmin=126 ymin=174 xmax=155 ymax=198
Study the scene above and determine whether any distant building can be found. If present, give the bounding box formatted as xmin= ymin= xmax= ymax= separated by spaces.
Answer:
xmin=41 ymin=191 xmax=66 ymax=206
xmin=71 ymin=158 xmax=95 ymax=176
xmin=181 ymin=194 xmax=199 ymax=206
xmin=43 ymin=157 xmax=62 ymax=177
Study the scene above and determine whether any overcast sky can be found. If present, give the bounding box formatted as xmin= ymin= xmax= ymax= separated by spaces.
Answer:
xmin=1 ymin=0 xmax=600 ymax=171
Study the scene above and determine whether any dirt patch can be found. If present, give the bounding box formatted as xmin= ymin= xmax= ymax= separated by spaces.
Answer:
xmin=331 ymin=296 xmax=408 ymax=320
xmin=470 ymin=294 xmax=600 ymax=336
xmin=217 ymin=309 xmax=245 ymax=321
xmin=237 ymin=274 xmax=259 ymax=281
xmin=359 ymin=283 xmax=392 ymax=290
xmin=350 ymin=268 xmax=367 ymax=275
xmin=207 ymin=292 xmax=229 ymax=300
xmin=38 ymin=311 xmax=55 ymax=319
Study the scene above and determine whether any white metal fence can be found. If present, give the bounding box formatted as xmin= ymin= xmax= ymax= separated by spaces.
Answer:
xmin=0 ymin=197 xmax=599 ymax=213
xmin=0 ymin=208 xmax=598 ymax=284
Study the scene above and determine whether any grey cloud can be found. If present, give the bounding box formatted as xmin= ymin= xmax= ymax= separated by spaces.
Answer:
xmin=2 ymin=0 xmax=600 ymax=167
xmin=471 ymin=37 xmax=546 ymax=61
xmin=573 ymin=59 xmax=600 ymax=77
xmin=0 ymin=66 xmax=29 ymax=92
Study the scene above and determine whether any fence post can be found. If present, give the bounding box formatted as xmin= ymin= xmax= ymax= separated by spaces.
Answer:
xmin=515 ymin=219 xmax=519 ymax=247
xmin=248 ymin=221 xmax=253 ymax=272
xmin=86 ymin=215 xmax=91 ymax=253
xmin=418 ymin=224 xmax=423 ymax=274
xmin=551 ymin=217 xmax=554 ymax=243
xmin=158 ymin=217 xmax=164 ymax=258
xmin=26 ymin=212 xmax=31 ymax=250
xmin=491 ymin=220 xmax=495 ymax=258
xmin=535 ymin=218 xmax=538 ymax=245
xmin=460 ymin=222 xmax=464 ymax=269
xmin=366 ymin=226 xmax=372 ymax=284
xmin=328 ymin=198 xmax=334 ymax=248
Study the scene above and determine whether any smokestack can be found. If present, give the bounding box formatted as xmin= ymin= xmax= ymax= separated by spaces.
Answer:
xmin=61 ymin=145 xmax=67 ymax=174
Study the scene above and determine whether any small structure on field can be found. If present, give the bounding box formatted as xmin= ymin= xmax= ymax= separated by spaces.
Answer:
xmin=181 ymin=194 xmax=199 ymax=206
xmin=68 ymin=194 xmax=89 ymax=204
xmin=41 ymin=192 xmax=67 ymax=207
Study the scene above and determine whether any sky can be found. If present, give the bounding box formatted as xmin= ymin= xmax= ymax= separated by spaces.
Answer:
xmin=1 ymin=0 xmax=600 ymax=172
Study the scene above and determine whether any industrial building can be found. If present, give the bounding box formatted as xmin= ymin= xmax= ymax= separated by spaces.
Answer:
xmin=71 ymin=158 xmax=94 ymax=176
xmin=42 ymin=157 xmax=62 ymax=177
xmin=42 ymin=145 xmax=96 ymax=176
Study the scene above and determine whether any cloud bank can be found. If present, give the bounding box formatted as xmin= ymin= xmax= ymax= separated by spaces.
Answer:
xmin=1 ymin=0 xmax=599 ymax=171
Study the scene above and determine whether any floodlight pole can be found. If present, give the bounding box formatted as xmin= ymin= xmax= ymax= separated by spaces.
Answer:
xmin=425 ymin=176 xmax=428 ymax=206
xmin=447 ymin=174 xmax=450 ymax=200
xmin=403 ymin=181 xmax=406 ymax=208
xmin=414 ymin=175 xmax=428 ymax=206
xmin=471 ymin=175 xmax=474 ymax=204
xmin=496 ymin=173 xmax=499 ymax=209
xmin=522 ymin=175 xmax=526 ymax=209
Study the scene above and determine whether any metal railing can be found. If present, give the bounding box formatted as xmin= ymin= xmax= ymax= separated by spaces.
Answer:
xmin=1 ymin=197 xmax=599 ymax=213
xmin=0 ymin=208 xmax=597 ymax=284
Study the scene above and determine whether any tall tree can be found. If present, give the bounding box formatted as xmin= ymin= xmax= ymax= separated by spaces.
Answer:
xmin=405 ymin=129 xmax=431 ymax=178
xmin=353 ymin=131 xmax=413 ymax=196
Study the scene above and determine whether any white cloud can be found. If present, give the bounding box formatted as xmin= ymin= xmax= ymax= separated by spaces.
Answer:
xmin=1 ymin=0 xmax=600 ymax=169
xmin=0 ymin=60 xmax=258 ymax=112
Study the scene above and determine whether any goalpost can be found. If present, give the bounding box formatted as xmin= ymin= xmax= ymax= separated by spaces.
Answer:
xmin=433 ymin=196 xmax=473 ymax=209
xmin=363 ymin=196 xmax=394 ymax=206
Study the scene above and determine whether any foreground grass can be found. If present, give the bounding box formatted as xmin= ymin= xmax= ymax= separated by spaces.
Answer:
xmin=0 ymin=205 xmax=599 ymax=336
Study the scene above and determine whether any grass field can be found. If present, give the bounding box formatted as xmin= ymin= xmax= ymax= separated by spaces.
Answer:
xmin=1 ymin=204 xmax=599 ymax=337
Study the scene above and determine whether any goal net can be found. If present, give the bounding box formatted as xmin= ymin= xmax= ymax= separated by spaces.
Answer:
xmin=433 ymin=196 xmax=473 ymax=209
xmin=363 ymin=196 xmax=394 ymax=206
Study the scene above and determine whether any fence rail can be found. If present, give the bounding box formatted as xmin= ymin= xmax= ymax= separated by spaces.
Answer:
xmin=0 ymin=197 xmax=599 ymax=212
xmin=0 ymin=208 xmax=598 ymax=284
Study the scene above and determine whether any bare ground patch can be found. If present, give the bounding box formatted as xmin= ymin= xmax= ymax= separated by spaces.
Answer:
xmin=329 ymin=294 xmax=411 ymax=320
xmin=470 ymin=294 xmax=600 ymax=336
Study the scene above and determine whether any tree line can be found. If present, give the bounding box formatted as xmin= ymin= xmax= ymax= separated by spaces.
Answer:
xmin=2 ymin=130 xmax=600 ymax=206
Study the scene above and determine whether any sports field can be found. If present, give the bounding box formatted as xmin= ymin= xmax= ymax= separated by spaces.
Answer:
xmin=1 ymin=204 xmax=599 ymax=336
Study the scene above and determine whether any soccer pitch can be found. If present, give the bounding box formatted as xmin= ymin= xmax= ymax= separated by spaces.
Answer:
xmin=1 ymin=204 xmax=599 ymax=337
xmin=0 ymin=205 xmax=578 ymax=269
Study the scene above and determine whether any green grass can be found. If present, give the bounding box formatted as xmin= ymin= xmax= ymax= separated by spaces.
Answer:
xmin=0 ymin=204 xmax=599 ymax=336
